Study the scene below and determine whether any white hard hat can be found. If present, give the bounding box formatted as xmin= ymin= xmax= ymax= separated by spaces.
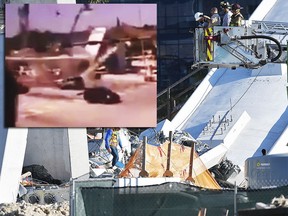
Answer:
xmin=194 ymin=12 xmax=203 ymax=21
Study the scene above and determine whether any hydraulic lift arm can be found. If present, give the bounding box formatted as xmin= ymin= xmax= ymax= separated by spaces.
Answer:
xmin=194 ymin=20 xmax=288 ymax=69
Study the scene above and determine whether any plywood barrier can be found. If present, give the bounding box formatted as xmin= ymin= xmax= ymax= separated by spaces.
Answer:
xmin=119 ymin=141 xmax=221 ymax=190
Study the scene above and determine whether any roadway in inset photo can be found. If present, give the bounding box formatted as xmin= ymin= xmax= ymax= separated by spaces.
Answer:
xmin=16 ymin=74 xmax=156 ymax=127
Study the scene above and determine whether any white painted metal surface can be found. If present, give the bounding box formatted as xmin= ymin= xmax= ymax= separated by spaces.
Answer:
xmin=249 ymin=0 xmax=277 ymax=21
xmin=269 ymin=124 xmax=288 ymax=154
xmin=175 ymin=64 xmax=287 ymax=184
xmin=262 ymin=0 xmax=288 ymax=22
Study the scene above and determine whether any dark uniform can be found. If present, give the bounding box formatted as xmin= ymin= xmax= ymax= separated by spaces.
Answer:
xmin=230 ymin=13 xmax=244 ymax=26
xmin=229 ymin=3 xmax=244 ymax=27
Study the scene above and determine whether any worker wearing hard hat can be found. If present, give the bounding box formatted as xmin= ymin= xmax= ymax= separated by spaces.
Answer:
xmin=220 ymin=1 xmax=233 ymax=26
xmin=105 ymin=128 xmax=124 ymax=168
xmin=195 ymin=8 xmax=221 ymax=28
xmin=194 ymin=12 xmax=210 ymax=28
xmin=229 ymin=3 xmax=244 ymax=27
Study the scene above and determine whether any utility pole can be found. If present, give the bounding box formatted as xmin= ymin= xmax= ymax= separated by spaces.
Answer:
xmin=18 ymin=4 xmax=29 ymax=48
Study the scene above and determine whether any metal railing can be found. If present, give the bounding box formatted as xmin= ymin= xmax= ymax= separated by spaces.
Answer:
xmin=157 ymin=63 xmax=207 ymax=122
xmin=252 ymin=20 xmax=288 ymax=35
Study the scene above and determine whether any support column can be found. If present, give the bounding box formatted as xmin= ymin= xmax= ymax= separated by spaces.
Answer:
xmin=0 ymin=128 xmax=28 ymax=203
xmin=0 ymin=128 xmax=89 ymax=204
xmin=67 ymin=128 xmax=90 ymax=180
xmin=24 ymin=128 xmax=89 ymax=182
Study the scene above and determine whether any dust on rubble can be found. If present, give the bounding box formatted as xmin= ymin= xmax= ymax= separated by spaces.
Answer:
xmin=0 ymin=201 xmax=69 ymax=216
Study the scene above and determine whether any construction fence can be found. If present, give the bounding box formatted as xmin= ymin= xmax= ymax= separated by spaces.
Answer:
xmin=72 ymin=179 xmax=288 ymax=216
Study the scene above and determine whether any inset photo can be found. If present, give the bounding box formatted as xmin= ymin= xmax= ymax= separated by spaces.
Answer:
xmin=5 ymin=3 xmax=157 ymax=127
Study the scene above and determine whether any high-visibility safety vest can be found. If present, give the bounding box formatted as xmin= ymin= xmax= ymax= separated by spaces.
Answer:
xmin=109 ymin=131 xmax=119 ymax=147
xmin=230 ymin=13 xmax=244 ymax=27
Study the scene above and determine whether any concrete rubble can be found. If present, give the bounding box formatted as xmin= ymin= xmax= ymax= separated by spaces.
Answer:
xmin=256 ymin=195 xmax=288 ymax=209
xmin=0 ymin=127 xmax=239 ymax=214
xmin=0 ymin=201 xmax=69 ymax=216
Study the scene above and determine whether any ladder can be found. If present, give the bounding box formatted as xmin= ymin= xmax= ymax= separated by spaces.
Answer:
xmin=252 ymin=20 xmax=288 ymax=35
xmin=220 ymin=41 xmax=258 ymax=67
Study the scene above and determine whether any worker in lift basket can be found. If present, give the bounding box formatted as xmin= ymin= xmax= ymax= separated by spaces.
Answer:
xmin=195 ymin=8 xmax=220 ymax=28
xmin=105 ymin=128 xmax=124 ymax=168
xmin=229 ymin=3 xmax=244 ymax=27
xmin=209 ymin=7 xmax=221 ymax=27
xmin=194 ymin=12 xmax=210 ymax=28
xmin=220 ymin=1 xmax=232 ymax=26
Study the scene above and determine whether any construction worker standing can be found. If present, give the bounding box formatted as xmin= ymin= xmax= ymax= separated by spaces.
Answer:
xmin=105 ymin=128 xmax=124 ymax=168
xmin=230 ymin=4 xmax=244 ymax=27
xmin=220 ymin=1 xmax=232 ymax=26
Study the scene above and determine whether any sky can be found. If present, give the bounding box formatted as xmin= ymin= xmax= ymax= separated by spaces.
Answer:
xmin=6 ymin=4 xmax=157 ymax=37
